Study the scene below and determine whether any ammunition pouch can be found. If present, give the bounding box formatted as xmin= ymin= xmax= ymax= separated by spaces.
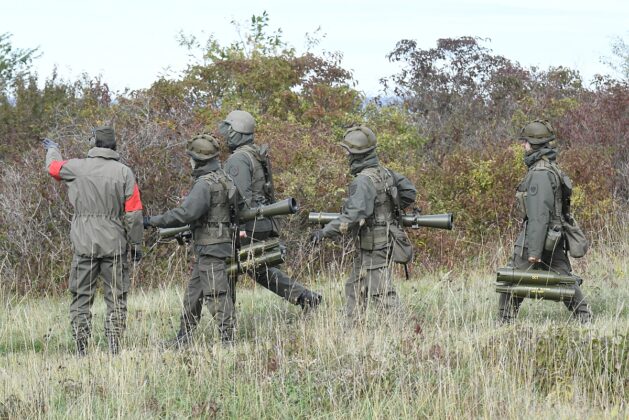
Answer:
xmin=359 ymin=224 xmax=389 ymax=251
xmin=543 ymin=226 xmax=563 ymax=252
xmin=193 ymin=222 xmax=232 ymax=246
xmin=388 ymin=224 xmax=413 ymax=264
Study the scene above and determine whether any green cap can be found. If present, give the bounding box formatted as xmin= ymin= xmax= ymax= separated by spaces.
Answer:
xmin=93 ymin=126 xmax=116 ymax=149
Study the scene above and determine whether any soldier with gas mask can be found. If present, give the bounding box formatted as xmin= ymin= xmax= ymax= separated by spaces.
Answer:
xmin=498 ymin=120 xmax=592 ymax=323
xmin=219 ymin=110 xmax=322 ymax=310
xmin=145 ymin=134 xmax=238 ymax=345
xmin=310 ymin=126 xmax=417 ymax=319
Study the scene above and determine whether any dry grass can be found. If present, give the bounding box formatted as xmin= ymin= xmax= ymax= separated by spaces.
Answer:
xmin=1 ymin=236 xmax=628 ymax=419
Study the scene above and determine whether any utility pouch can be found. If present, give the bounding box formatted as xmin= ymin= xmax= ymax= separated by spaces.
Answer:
xmin=562 ymin=215 xmax=588 ymax=258
xmin=544 ymin=226 xmax=562 ymax=252
xmin=389 ymin=224 xmax=413 ymax=264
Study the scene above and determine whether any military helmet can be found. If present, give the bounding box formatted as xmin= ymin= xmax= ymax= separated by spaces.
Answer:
xmin=340 ymin=126 xmax=377 ymax=154
xmin=519 ymin=120 xmax=556 ymax=145
xmin=224 ymin=110 xmax=255 ymax=134
xmin=187 ymin=133 xmax=220 ymax=161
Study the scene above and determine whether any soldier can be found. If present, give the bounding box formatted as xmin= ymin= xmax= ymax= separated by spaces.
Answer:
xmin=218 ymin=110 xmax=322 ymax=310
xmin=43 ymin=127 xmax=144 ymax=355
xmin=498 ymin=120 xmax=592 ymax=323
xmin=310 ymin=126 xmax=417 ymax=319
xmin=144 ymin=134 xmax=238 ymax=345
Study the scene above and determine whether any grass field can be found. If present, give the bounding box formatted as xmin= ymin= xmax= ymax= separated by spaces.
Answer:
xmin=1 ymin=237 xmax=628 ymax=419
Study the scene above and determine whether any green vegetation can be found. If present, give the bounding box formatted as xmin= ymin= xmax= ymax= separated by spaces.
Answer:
xmin=1 ymin=235 xmax=627 ymax=418
xmin=0 ymin=17 xmax=628 ymax=417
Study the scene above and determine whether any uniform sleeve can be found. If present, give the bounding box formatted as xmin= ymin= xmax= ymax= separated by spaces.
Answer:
xmin=45 ymin=148 xmax=73 ymax=181
xmin=150 ymin=180 xmax=211 ymax=228
xmin=392 ymin=170 xmax=417 ymax=209
xmin=225 ymin=154 xmax=254 ymax=207
xmin=322 ymin=176 xmax=375 ymax=239
xmin=525 ymin=170 xmax=556 ymax=258
xmin=123 ymin=168 xmax=144 ymax=246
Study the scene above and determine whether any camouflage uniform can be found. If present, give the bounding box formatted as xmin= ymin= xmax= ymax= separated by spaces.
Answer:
xmin=316 ymin=127 xmax=416 ymax=318
xmin=499 ymin=122 xmax=591 ymax=323
xmin=44 ymin=128 xmax=143 ymax=355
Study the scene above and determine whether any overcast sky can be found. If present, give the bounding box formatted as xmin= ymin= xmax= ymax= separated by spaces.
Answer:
xmin=2 ymin=0 xmax=627 ymax=96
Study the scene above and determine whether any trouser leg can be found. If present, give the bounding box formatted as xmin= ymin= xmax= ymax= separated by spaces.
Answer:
xmin=252 ymin=265 xmax=308 ymax=304
xmin=344 ymin=255 xmax=365 ymax=319
xmin=199 ymin=255 xmax=235 ymax=342
xmin=364 ymin=265 xmax=400 ymax=314
xmin=101 ymin=254 xmax=129 ymax=350
xmin=178 ymin=265 xmax=205 ymax=335
xmin=498 ymin=292 xmax=524 ymax=322
xmin=69 ymin=255 xmax=100 ymax=348
xmin=498 ymin=244 xmax=530 ymax=322
xmin=546 ymin=246 xmax=591 ymax=320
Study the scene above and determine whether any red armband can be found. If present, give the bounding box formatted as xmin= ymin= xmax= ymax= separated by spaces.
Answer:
xmin=125 ymin=183 xmax=143 ymax=211
xmin=48 ymin=160 xmax=68 ymax=181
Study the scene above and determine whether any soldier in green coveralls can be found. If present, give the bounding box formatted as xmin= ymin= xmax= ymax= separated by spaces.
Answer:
xmin=43 ymin=127 xmax=144 ymax=355
xmin=145 ymin=134 xmax=238 ymax=345
xmin=310 ymin=126 xmax=417 ymax=319
xmin=498 ymin=120 xmax=592 ymax=323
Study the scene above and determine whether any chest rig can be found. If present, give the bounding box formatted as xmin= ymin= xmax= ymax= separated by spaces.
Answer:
xmin=357 ymin=166 xmax=398 ymax=251
xmin=192 ymin=169 xmax=235 ymax=245
xmin=233 ymin=144 xmax=269 ymax=206
xmin=515 ymin=157 xmax=567 ymax=228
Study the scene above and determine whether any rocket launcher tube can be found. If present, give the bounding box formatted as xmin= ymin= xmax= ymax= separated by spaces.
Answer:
xmin=496 ymin=267 xmax=579 ymax=286
xmin=495 ymin=284 xmax=576 ymax=302
xmin=226 ymin=239 xmax=282 ymax=264
xmin=226 ymin=249 xmax=284 ymax=276
xmin=308 ymin=212 xmax=454 ymax=230
xmin=158 ymin=198 xmax=299 ymax=240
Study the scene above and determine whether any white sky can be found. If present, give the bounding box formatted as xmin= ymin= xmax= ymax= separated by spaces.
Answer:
xmin=2 ymin=0 xmax=627 ymax=96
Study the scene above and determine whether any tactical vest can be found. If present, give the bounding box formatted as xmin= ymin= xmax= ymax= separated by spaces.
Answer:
xmin=357 ymin=166 xmax=398 ymax=251
xmin=233 ymin=144 xmax=268 ymax=206
xmin=192 ymin=170 xmax=234 ymax=246
xmin=515 ymin=158 xmax=565 ymax=228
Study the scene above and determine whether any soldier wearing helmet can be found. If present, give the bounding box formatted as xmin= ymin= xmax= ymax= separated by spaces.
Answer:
xmin=498 ymin=120 xmax=591 ymax=323
xmin=217 ymin=110 xmax=323 ymax=310
xmin=145 ymin=133 xmax=239 ymax=345
xmin=310 ymin=125 xmax=417 ymax=319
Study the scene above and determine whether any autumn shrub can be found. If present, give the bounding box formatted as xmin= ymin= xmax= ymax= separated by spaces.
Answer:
xmin=0 ymin=26 xmax=627 ymax=296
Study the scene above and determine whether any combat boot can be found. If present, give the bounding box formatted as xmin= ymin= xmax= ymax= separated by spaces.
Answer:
xmin=220 ymin=329 xmax=235 ymax=348
xmin=108 ymin=335 xmax=120 ymax=355
xmin=297 ymin=290 xmax=322 ymax=312
xmin=75 ymin=338 xmax=88 ymax=357
xmin=164 ymin=329 xmax=192 ymax=350
xmin=575 ymin=310 xmax=592 ymax=324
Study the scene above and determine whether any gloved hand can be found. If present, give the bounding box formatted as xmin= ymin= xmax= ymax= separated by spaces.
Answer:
xmin=310 ymin=229 xmax=324 ymax=246
xmin=130 ymin=244 xmax=143 ymax=263
xmin=143 ymin=216 xmax=152 ymax=229
xmin=42 ymin=138 xmax=59 ymax=150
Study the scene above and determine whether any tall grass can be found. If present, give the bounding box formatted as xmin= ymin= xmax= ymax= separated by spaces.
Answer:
xmin=1 ymin=229 xmax=627 ymax=419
